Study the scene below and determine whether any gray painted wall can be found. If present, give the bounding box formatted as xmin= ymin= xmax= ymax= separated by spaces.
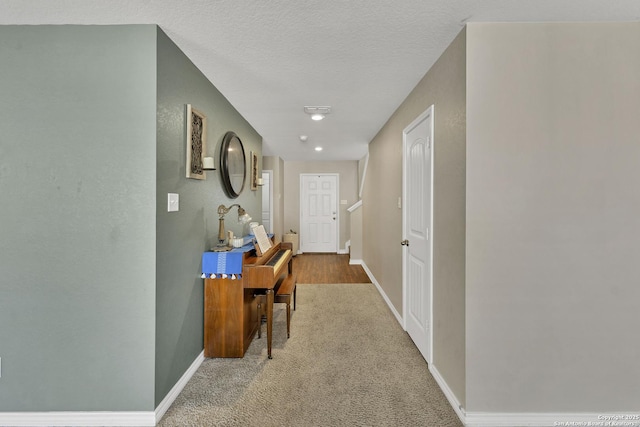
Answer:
xmin=0 ymin=25 xmax=157 ymax=411
xmin=466 ymin=22 xmax=640 ymax=412
xmin=155 ymin=28 xmax=262 ymax=406
xmin=364 ymin=28 xmax=467 ymax=405
xmin=0 ymin=24 xmax=263 ymax=413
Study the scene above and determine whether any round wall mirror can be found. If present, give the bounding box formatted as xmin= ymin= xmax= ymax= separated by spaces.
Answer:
xmin=219 ymin=131 xmax=246 ymax=198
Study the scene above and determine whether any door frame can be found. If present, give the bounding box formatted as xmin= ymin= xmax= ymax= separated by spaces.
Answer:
xmin=262 ymin=170 xmax=274 ymax=234
xmin=401 ymin=105 xmax=434 ymax=364
xmin=299 ymin=173 xmax=339 ymax=253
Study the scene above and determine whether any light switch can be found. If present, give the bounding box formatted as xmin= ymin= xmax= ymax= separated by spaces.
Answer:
xmin=168 ymin=193 xmax=179 ymax=212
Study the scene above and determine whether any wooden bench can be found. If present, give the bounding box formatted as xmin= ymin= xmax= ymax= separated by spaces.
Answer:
xmin=274 ymin=272 xmax=297 ymax=338
xmin=256 ymin=272 xmax=297 ymax=339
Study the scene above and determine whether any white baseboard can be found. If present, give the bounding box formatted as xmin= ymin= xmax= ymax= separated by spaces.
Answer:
xmin=360 ymin=261 xmax=403 ymax=325
xmin=155 ymin=350 xmax=205 ymax=423
xmin=429 ymin=360 xmax=635 ymax=427
xmin=0 ymin=411 xmax=155 ymax=427
xmin=358 ymin=263 xmax=639 ymax=427
xmin=349 ymin=258 xmax=363 ymax=265
xmin=429 ymin=364 xmax=466 ymax=424
xmin=358 ymin=263 xmax=631 ymax=427
xmin=0 ymin=351 xmax=205 ymax=427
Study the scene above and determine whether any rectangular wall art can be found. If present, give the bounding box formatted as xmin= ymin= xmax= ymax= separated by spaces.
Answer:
xmin=250 ymin=150 xmax=258 ymax=190
xmin=186 ymin=104 xmax=207 ymax=180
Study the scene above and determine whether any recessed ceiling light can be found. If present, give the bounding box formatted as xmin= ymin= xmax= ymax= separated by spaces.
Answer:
xmin=299 ymin=135 xmax=308 ymax=142
xmin=315 ymin=146 xmax=323 ymax=152
xmin=311 ymin=114 xmax=324 ymax=121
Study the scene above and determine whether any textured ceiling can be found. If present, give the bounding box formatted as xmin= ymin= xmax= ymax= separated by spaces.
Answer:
xmin=2 ymin=0 xmax=639 ymax=161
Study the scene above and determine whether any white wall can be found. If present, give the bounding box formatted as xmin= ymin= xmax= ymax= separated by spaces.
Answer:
xmin=348 ymin=204 xmax=363 ymax=262
xmin=466 ymin=22 xmax=640 ymax=412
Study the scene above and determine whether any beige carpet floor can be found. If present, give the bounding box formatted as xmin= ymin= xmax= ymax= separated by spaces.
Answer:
xmin=158 ymin=283 xmax=462 ymax=427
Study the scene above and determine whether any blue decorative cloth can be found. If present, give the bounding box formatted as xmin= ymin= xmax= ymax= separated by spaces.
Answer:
xmin=201 ymin=235 xmax=273 ymax=278
xmin=202 ymin=240 xmax=257 ymax=277
xmin=202 ymin=251 xmax=244 ymax=276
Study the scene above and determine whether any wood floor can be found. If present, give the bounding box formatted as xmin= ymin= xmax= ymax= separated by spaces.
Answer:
xmin=292 ymin=253 xmax=371 ymax=284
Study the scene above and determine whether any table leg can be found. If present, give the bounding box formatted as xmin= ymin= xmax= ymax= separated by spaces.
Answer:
xmin=266 ymin=289 xmax=274 ymax=359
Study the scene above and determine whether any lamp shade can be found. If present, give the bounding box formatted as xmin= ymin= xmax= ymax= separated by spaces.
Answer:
xmin=202 ymin=157 xmax=215 ymax=170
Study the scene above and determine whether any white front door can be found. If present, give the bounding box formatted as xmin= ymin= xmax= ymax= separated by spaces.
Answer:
xmin=261 ymin=170 xmax=273 ymax=234
xmin=402 ymin=106 xmax=434 ymax=364
xmin=300 ymin=174 xmax=338 ymax=253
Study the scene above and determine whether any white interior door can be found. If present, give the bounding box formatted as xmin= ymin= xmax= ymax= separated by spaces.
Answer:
xmin=300 ymin=174 xmax=338 ymax=253
xmin=261 ymin=170 xmax=273 ymax=234
xmin=402 ymin=106 xmax=434 ymax=364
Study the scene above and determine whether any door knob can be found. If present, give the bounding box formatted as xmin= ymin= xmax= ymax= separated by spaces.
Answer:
xmin=401 ymin=240 xmax=409 ymax=246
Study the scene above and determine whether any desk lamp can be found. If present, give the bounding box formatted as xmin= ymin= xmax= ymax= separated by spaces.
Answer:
xmin=214 ymin=204 xmax=252 ymax=251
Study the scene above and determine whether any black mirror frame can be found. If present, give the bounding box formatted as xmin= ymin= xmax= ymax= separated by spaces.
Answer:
xmin=219 ymin=131 xmax=246 ymax=199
